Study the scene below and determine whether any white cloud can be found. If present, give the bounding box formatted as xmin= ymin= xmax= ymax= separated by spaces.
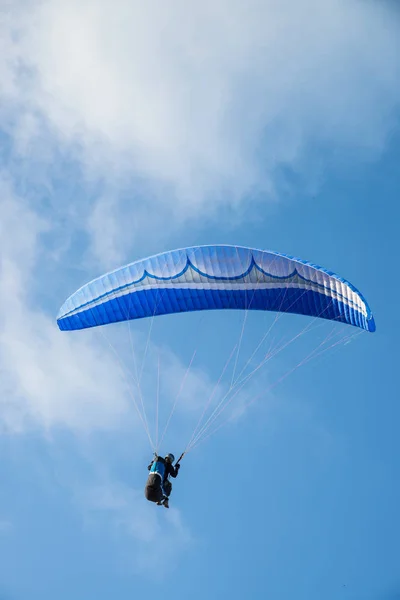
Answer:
xmin=1 ymin=0 xmax=398 ymax=266
xmin=2 ymin=0 xmax=399 ymax=223
xmin=0 ymin=177 xmax=132 ymax=433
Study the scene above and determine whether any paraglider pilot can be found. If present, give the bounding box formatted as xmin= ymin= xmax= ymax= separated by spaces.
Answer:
xmin=145 ymin=453 xmax=180 ymax=509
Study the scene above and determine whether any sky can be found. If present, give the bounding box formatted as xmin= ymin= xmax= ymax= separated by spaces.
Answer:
xmin=0 ymin=0 xmax=400 ymax=598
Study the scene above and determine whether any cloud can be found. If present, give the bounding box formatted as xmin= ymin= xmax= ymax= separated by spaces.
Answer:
xmin=0 ymin=176 xmax=132 ymax=433
xmin=2 ymin=0 xmax=400 ymax=231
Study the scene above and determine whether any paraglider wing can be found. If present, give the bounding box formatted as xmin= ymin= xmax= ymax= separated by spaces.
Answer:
xmin=57 ymin=245 xmax=375 ymax=333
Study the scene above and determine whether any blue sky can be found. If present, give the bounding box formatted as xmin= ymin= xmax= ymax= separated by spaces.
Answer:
xmin=1 ymin=1 xmax=400 ymax=599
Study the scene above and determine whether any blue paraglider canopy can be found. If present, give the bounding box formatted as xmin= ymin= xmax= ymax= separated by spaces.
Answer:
xmin=57 ymin=244 xmax=375 ymax=333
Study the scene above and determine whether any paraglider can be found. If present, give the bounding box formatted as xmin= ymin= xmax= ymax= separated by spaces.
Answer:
xmin=145 ymin=453 xmax=181 ymax=508
xmin=57 ymin=244 xmax=375 ymax=507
